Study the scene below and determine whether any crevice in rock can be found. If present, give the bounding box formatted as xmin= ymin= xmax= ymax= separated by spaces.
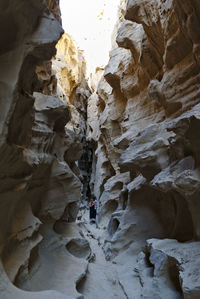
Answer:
xmin=76 ymin=273 xmax=87 ymax=295
xmin=144 ymin=250 xmax=154 ymax=273
xmin=121 ymin=189 xmax=128 ymax=210
xmin=78 ymin=139 xmax=93 ymax=201
xmin=103 ymin=200 xmax=119 ymax=216
xmin=170 ymin=192 xmax=194 ymax=242
xmin=118 ymin=280 xmax=129 ymax=299
xmin=108 ymin=218 xmax=120 ymax=237
xmin=53 ymin=201 xmax=80 ymax=234
xmin=1 ymin=0 xmax=200 ymax=298
xmin=28 ymin=245 xmax=40 ymax=277
xmin=168 ymin=259 xmax=183 ymax=295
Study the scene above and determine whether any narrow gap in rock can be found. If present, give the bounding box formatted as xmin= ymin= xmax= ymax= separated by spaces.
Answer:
xmin=0 ymin=0 xmax=200 ymax=298
xmin=168 ymin=260 xmax=183 ymax=295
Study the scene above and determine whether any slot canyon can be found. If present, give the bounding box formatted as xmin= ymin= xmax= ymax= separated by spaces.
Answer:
xmin=0 ymin=0 xmax=200 ymax=298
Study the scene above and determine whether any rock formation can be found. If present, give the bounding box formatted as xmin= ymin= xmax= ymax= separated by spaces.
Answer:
xmin=0 ymin=0 xmax=91 ymax=298
xmin=53 ymin=33 xmax=92 ymax=201
xmin=1 ymin=0 xmax=200 ymax=298
xmin=87 ymin=0 xmax=200 ymax=298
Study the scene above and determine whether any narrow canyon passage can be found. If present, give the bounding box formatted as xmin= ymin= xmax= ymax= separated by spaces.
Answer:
xmin=11 ymin=210 xmax=127 ymax=298
xmin=0 ymin=0 xmax=200 ymax=299
xmin=76 ymin=210 xmax=127 ymax=299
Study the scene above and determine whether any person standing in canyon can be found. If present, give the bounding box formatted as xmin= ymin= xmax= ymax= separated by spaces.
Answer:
xmin=89 ymin=196 xmax=97 ymax=224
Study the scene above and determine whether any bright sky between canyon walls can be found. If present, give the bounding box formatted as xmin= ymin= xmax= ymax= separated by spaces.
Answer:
xmin=60 ymin=0 xmax=120 ymax=76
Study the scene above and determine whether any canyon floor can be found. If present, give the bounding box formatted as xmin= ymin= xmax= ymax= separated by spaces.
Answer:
xmin=76 ymin=208 xmax=127 ymax=299
xmin=16 ymin=205 xmax=127 ymax=299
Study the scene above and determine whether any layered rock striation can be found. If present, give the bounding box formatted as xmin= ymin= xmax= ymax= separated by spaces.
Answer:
xmin=1 ymin=0 xmax=200 ymax=298
xmin=87 ymin=0 xmax=200 ymax=298
xmin=53 ymin=33 xmax=92 ymax=202
xmin=0 ymin=1 xmax=91 ymax=298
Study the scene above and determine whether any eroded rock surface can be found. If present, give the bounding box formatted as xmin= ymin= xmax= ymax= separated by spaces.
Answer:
xmin=87 ymin=0 xmax=200 ymax=298
xmin=0 ymin=0 xmax=90 ymax=298
xmin=1 ymin=0 xmax=200 ymax=298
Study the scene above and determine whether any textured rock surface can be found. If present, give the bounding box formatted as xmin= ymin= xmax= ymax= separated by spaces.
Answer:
xmin=0 ymin=0 xmax=90 ymax=298
xmin=87 ymin=0 xmax=200 ymax=298
xmin=1 ymin=0 xmax=200 ymax=298
xmin=53 ymin=33 xmax=92 ymax=201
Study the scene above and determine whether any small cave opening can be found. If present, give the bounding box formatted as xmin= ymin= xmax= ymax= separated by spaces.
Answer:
xmin=99 ymin=200 xmax=119 ymax=225
xmin=103 ymin=200 xmax=118 ymax=216
xmin=111 ymin=120 xmax=122 ymax=138
xmin=121 ymin=189 xmax=128 ymax=210
xmin=67 ymin=202 xmax=79 ymax=222
xmin=98 ymin=97 xmax=106 ymax=112
xmin=54 ymin=202 xmax=79 ymax=234
xmin=108 ymin=218 xmax=120 ymax=236
xmin=169 ymin=192 xmax=194 ymax=242
xmin=76 ymin=274 xmax=87 ymax=294
xmin=53 ymin=115 xmax=68 ymax=133
xmin=66 ymin=238 xmax=91 ymax=259
xmin=112 ymin=181 xmax=123 ymax=191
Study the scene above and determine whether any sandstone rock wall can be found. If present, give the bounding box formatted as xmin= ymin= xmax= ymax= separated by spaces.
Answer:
xmin=87 ymin=0 xmax=200 ymax=297
xmin=52 ymin=33 xmax=92 ymax=201
xmin=0 ymin=1 xmax=90 ymax=298
xmin=1 ymin=0 xmax=200 ymax=298
xmin=111 ymin=0 xmax=129 ymax=49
